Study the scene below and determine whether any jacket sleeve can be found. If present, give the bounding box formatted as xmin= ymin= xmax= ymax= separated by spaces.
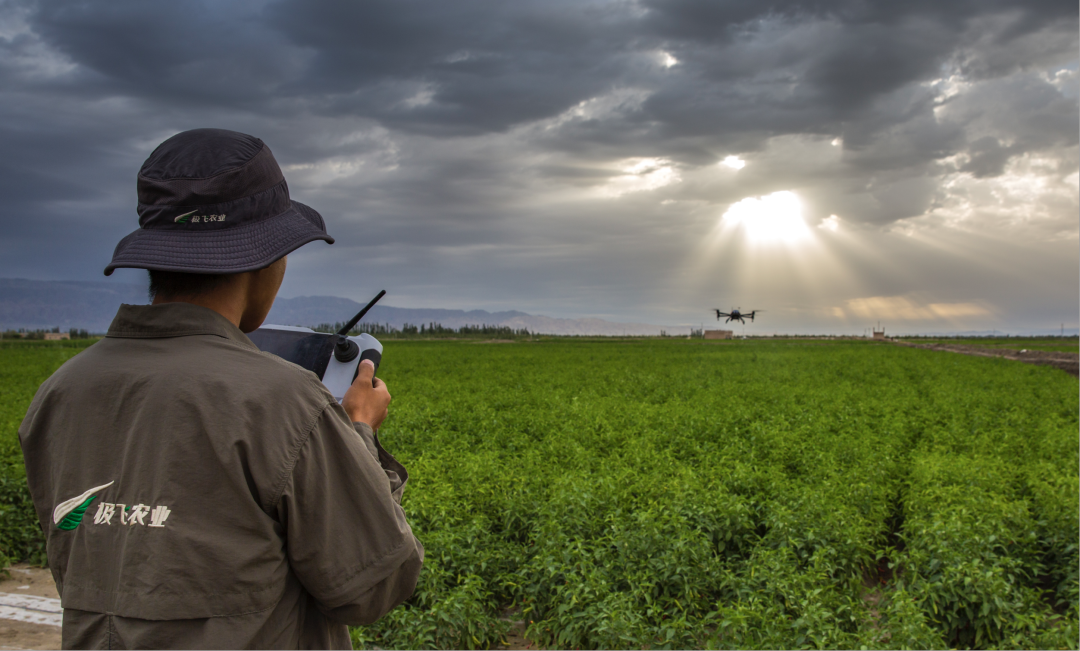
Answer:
xmin=276 ymin=405 xmax=424 ymax=625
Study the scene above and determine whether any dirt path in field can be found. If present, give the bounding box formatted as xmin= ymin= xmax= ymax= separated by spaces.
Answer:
xmin=497 ymin=606 xmax=532 ymax=649
xmin=889 ymin=340 xmax=1079 ymax=377
xmin=499 ymin=627 xmax=532 ymax=649
xmin=0 ymin=565 xmax=61 ymax=650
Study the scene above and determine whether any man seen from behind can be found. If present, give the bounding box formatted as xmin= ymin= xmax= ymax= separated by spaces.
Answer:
xmin=18 ymin=129 xmax=423 ymax=649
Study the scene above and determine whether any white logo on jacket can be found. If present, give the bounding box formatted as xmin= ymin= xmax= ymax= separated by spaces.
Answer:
xmin=54 ymin=482 xmax=172 ymax=530
xmin=92 ymin=501 xmax=171 ymax=527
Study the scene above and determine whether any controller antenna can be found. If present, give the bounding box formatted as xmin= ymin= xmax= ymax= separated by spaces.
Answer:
xmin=334 ymin=290 xmax=386 ymax=362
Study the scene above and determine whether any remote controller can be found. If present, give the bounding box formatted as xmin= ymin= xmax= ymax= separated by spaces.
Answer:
xmin=248 ymin=290 xmax=386 ymax=403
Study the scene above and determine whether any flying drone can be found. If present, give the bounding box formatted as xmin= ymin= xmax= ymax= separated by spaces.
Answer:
xmin=713 ymin=308 xmax=760 ymax=324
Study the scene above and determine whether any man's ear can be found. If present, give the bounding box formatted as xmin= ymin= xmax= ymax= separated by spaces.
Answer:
xmin=239 ymin=256 xmax=287 ymax=333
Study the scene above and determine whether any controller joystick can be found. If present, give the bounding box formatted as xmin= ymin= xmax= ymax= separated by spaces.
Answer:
xmin=334 ymin=335 xmax=360 ymax=363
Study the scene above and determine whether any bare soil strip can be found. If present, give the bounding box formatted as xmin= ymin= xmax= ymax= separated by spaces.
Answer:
xmin=0 ymin=595 xmax=60 ymax=627
xmin=890 ymin=340 xmax=1079 ymax=377
xmin=0 ymin=566 xmax=61 ymax=650
xmin=0 ymin=621 xmax=61 ymax=651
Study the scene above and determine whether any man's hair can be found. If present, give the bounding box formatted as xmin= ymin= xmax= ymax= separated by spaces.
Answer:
xmin=148 ymin=270 xmax=234 ymax=301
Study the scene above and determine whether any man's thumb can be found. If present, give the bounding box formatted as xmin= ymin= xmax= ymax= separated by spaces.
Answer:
xmin=355 ymin=358 xmax=375 ymax=384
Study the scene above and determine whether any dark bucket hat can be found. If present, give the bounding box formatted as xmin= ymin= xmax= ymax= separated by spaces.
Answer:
xmin=104 ymin=128 xmax=334 ymax=276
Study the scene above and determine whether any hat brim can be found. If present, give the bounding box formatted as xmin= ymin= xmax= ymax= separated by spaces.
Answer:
xmin=104 ymin=201 xmax=334 ymax=276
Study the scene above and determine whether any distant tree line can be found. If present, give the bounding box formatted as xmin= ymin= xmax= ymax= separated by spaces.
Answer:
xmin=1 ymin=327 xmax=92 ymax=339
xmin=310 ymin=321 xmax=533 ymax=339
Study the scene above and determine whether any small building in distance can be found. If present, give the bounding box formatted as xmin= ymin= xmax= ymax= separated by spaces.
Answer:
xmin=704 ymin=329 xmax=734 ymax=340
xmin=872 ymin=326 xmax=886 ymax=340
xmin=44 ymin=332 xmax=70 ymax=341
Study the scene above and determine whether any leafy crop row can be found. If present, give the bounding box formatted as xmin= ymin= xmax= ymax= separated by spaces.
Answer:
xmin=897 ymin=365 xmax=1079 ymax=647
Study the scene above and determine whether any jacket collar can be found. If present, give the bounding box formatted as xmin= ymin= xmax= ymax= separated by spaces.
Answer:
xmin=106 ymin=302 xmax=257 ymax=349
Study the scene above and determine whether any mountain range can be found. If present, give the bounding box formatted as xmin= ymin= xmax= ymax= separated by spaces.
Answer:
xmin=0 ymin=278 xmax=681 ymax=336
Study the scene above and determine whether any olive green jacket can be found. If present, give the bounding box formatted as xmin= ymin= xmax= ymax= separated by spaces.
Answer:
xmin=19 ymin=303 xmax=423 ymax=649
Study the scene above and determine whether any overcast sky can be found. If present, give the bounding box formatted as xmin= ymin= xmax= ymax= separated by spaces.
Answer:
xmin=1 ymin=0 xmax=1076 ymax=333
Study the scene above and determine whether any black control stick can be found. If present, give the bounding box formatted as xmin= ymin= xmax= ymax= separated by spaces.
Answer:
xmin=333 ymin=290 xmax=386 ymax=362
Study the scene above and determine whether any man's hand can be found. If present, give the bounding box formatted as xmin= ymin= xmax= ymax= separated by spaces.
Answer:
xmin=342 ymin=359 xmax=391 ymax=429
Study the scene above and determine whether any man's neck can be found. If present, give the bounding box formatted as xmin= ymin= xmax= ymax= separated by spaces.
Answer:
xmin=152 ymin=285 xmax=248 ymax=329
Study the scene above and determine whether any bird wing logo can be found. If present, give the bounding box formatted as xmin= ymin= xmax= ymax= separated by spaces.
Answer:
xmin=173 ymin=210 xmax=198 ymax=224
xmin=53 ymin=481 xmax=114 ymax=530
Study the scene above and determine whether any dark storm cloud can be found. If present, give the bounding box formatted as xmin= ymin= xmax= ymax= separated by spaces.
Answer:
xmin=24 ymin=1 xmax=300 ymax=109
xmin=12 ymin=0 xmax=1075 ymax=151
xmin=961 ymin=137 xmax=1018 ymax=178
xmin=0 ymin=0 xmax=1076 ymax=328
xmin=261 ymin=0 xmax=646 ymax=135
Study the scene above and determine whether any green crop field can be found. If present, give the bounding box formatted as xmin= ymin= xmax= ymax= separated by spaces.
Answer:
xmin=1 ymin=338 xmax=1076 ymax=649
